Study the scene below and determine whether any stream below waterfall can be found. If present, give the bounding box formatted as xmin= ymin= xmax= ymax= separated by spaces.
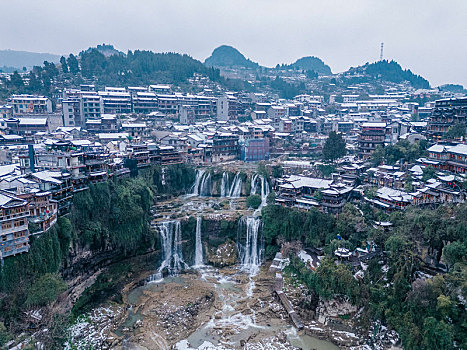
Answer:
xmin=122 ymin=266 xmax=338 ymax=350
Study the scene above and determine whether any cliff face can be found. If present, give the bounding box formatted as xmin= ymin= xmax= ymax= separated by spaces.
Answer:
xmin=181 ymin=216 xmax=240 ymax=266
xmin=61 ymin=237 xmax=162 ymax=313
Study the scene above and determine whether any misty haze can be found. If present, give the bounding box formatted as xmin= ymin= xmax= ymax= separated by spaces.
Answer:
xmin=0 ymin=1 xmax=465 ymax=350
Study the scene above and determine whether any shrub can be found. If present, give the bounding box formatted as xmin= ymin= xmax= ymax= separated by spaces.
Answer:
xmin=25 ymin=274 xmax=66 ymax=307
xmin=246 ymin=195 xmax=262 ymax=209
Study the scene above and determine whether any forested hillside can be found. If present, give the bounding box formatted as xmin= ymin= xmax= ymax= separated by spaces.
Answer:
xmin=263 ymin=203 xmax=467 ymax=349
xmin=347 ymin=60 xmax=430 ymax=89
xmin=0 ymin=49 xmax=223 ymax=101
xmin=0 ymin=164 xmax=195 ymax=346
xmin=277 ymin=56 xmax=332 ymax=75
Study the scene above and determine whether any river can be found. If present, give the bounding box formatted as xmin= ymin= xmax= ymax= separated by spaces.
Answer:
xmin=120 ymin=265 xmax=338 ymax=350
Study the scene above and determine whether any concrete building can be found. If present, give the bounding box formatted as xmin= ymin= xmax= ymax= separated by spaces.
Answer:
xmin=99 ymin=89 xmax=132 ymax=114
xmin=80 ymin=92 xmax=104 ymax=120
xmin=132 ymin=92 xmax=158 ymax=114
xmin=179 ymin=105 xmax=196 ymax=125
xmin=62 ymin=99 xmax=83 ymax=127
xmin=240 ymin=138 xmax=269 ymax=162
xmin=267 ymin=106 xmax=287 ymax=128
xmin=212 ymin=133 xmax=239 ymax=162
xmin=10 ymin=95 xmax=52 ymax=115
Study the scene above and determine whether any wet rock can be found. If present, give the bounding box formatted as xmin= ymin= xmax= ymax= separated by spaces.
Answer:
xmin=207 ymin=239 xmax=238 ymax=267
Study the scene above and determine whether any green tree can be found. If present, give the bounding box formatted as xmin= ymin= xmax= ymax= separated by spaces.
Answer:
xmin=423 ymin=317 xmax=453 ymax=350
xmin=67 ymin=54 xmax=80 ymax=74
xmin=271 ymin=165 xmax=283 ymax=178
xmin=25 ymin=274 xmax=66 ymax=307
xmin=0 ymin=322 xmax=12 ymax=346
xmin=442 ymin=241 xmax=466 ymax=270
xmin=405 ymin=173 xmax=414 ymax=192
xmin=322 ymin=131 xmax=346 ymax=162
xmin=371 ymin=145 xmax=385 ymax=165
xmin=60 ymin=56 xmax=68 ymax=73
xmin=422 ymin=166 xmax=437 ymax=182
xmin=266 ymin=192 xmax=276 ymax=205
xmin=246 ymin=194 xmax=262 ymax=209
xmin=444 ymin=123 xmax=466 ymax=139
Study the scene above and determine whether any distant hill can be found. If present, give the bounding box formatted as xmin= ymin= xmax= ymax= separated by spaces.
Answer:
xmin=80 ymin=44 xmax=124 ymax=58
xmin=205 ymin=45 xmax=259 ymax=69
xmin=280 ymin=56 xmax=332 ymax=75
xmin=438 ymin=84 xmax=465 ymax=93
xmin=0 ymin=50 xmax=60 ymax=70
xmin=347 ymin=60 xmax=430 ymax=89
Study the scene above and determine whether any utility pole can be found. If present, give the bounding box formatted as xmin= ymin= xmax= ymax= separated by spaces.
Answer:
xmin=380 ymin=42 xmax=384 ymax=61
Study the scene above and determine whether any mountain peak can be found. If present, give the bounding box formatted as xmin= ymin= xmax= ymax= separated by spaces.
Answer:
xmin=280 ymin=56 xmax=332 ymax=75
xmin=204 ymin=45 xmax=259 ymax=69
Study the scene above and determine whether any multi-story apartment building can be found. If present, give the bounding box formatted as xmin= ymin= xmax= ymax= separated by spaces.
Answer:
xmin=80 ymin=92 xmax=104 ymax=120
xmin=217 ymin=95 xmax=239 ymax=121
xmin=132 ymin=92 xmax=158 ymax=114
xmin=267 ymin=106 xmax=287 ymax=128
xmin=149 ymin=85 xmax=171 ymax=94
xmin=0 ymin=191 xmax=30 ymax=259
xmin=9 ymin=95 xmax=52 ymax=115
xmin=157 ymin=94 xmax=179 ymax=114
xmin=358 ymin=122 xmax=386 ymax=160
xmin=240 ymin=138 xmax=269 ymax=162
xmin=99 ymin=88 xmax=132 ymax=114
xmin=428 ymin=97 xmax=467 ymax=139
xmin=212 ymin=133 xmax=239 ymax=162
xmin=179 ymin=105 xmax=196 ymax=125
xmin=342 ymin=94 xmax=359 ymax=103
xmin=62 ymin=99 xmax=83 ymax=127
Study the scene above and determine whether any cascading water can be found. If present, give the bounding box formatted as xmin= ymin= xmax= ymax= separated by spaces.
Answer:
xmin=149 ymin=220 xmax=187 ymax=281
xmin=229 ymin=172 xmax=242 ymax=198
xmin=250 ymin=173 xmax=259 ymax=195
xmin=193 ymin=216 xmax=204 ymax=267
xmin=191 ymin=169 xmax=212 ymax=197
xmin=199 ymin=172 xmax=212 ymax=196
xmin=260 ymin=175 xmax=270 ymax=208
xmin=238 ymin=217 xmax=264 ymax=275
xmin=220 ymin=172 xmax=230 ymax=197
xmin=191 ymin=169 xmax=205 ymax=195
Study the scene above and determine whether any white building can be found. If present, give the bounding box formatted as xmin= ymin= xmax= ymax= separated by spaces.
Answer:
xmin=10 ymin=95 xmax=52 ymax=115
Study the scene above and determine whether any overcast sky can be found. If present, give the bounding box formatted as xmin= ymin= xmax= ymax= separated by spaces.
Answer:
xmin=1 ymin=0 xmax=466 ymax=87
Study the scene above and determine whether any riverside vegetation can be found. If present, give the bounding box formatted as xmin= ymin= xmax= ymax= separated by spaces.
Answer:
xmin=0 ymin=163 xmax=466 ymax=349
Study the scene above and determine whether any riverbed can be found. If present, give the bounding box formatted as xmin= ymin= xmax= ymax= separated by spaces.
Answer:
xmin=110 ymin=265 xmax=339 ymax=350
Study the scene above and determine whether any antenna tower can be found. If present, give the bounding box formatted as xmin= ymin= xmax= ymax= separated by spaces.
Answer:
xmin=380 ymin=42 xmax=384 ymax=61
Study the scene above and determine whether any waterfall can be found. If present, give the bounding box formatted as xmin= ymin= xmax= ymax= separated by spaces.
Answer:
xmin=191 ymin=169 xmax=212 ymax=197
xmin=193 ymin=216 xmax=204 ymax=267
xmin=199 ymin=172 xmax=212 ymax=196
xmin=191 ymin=169 xmax=205 ymax=195
xmin=250 ymin=174 xmax=259 ymax=195
xmin=238 ymin=217 xmax=264 ymax=275
xmin=260 ymin=175 xmax=270 ymax=208
xmin=229 ymin=172 xmax=242 ymax=198
xmin=157 ymin=220 xmax=187 ymax=276
xmin=220 ymin=172 xmax=230 ymax=197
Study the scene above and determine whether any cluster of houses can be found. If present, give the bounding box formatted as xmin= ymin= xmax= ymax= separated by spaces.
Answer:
xmin=274 ymin=143 xmax=467 ymax=214
xmin=0 ymin=80 xmax=465 ymax=261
